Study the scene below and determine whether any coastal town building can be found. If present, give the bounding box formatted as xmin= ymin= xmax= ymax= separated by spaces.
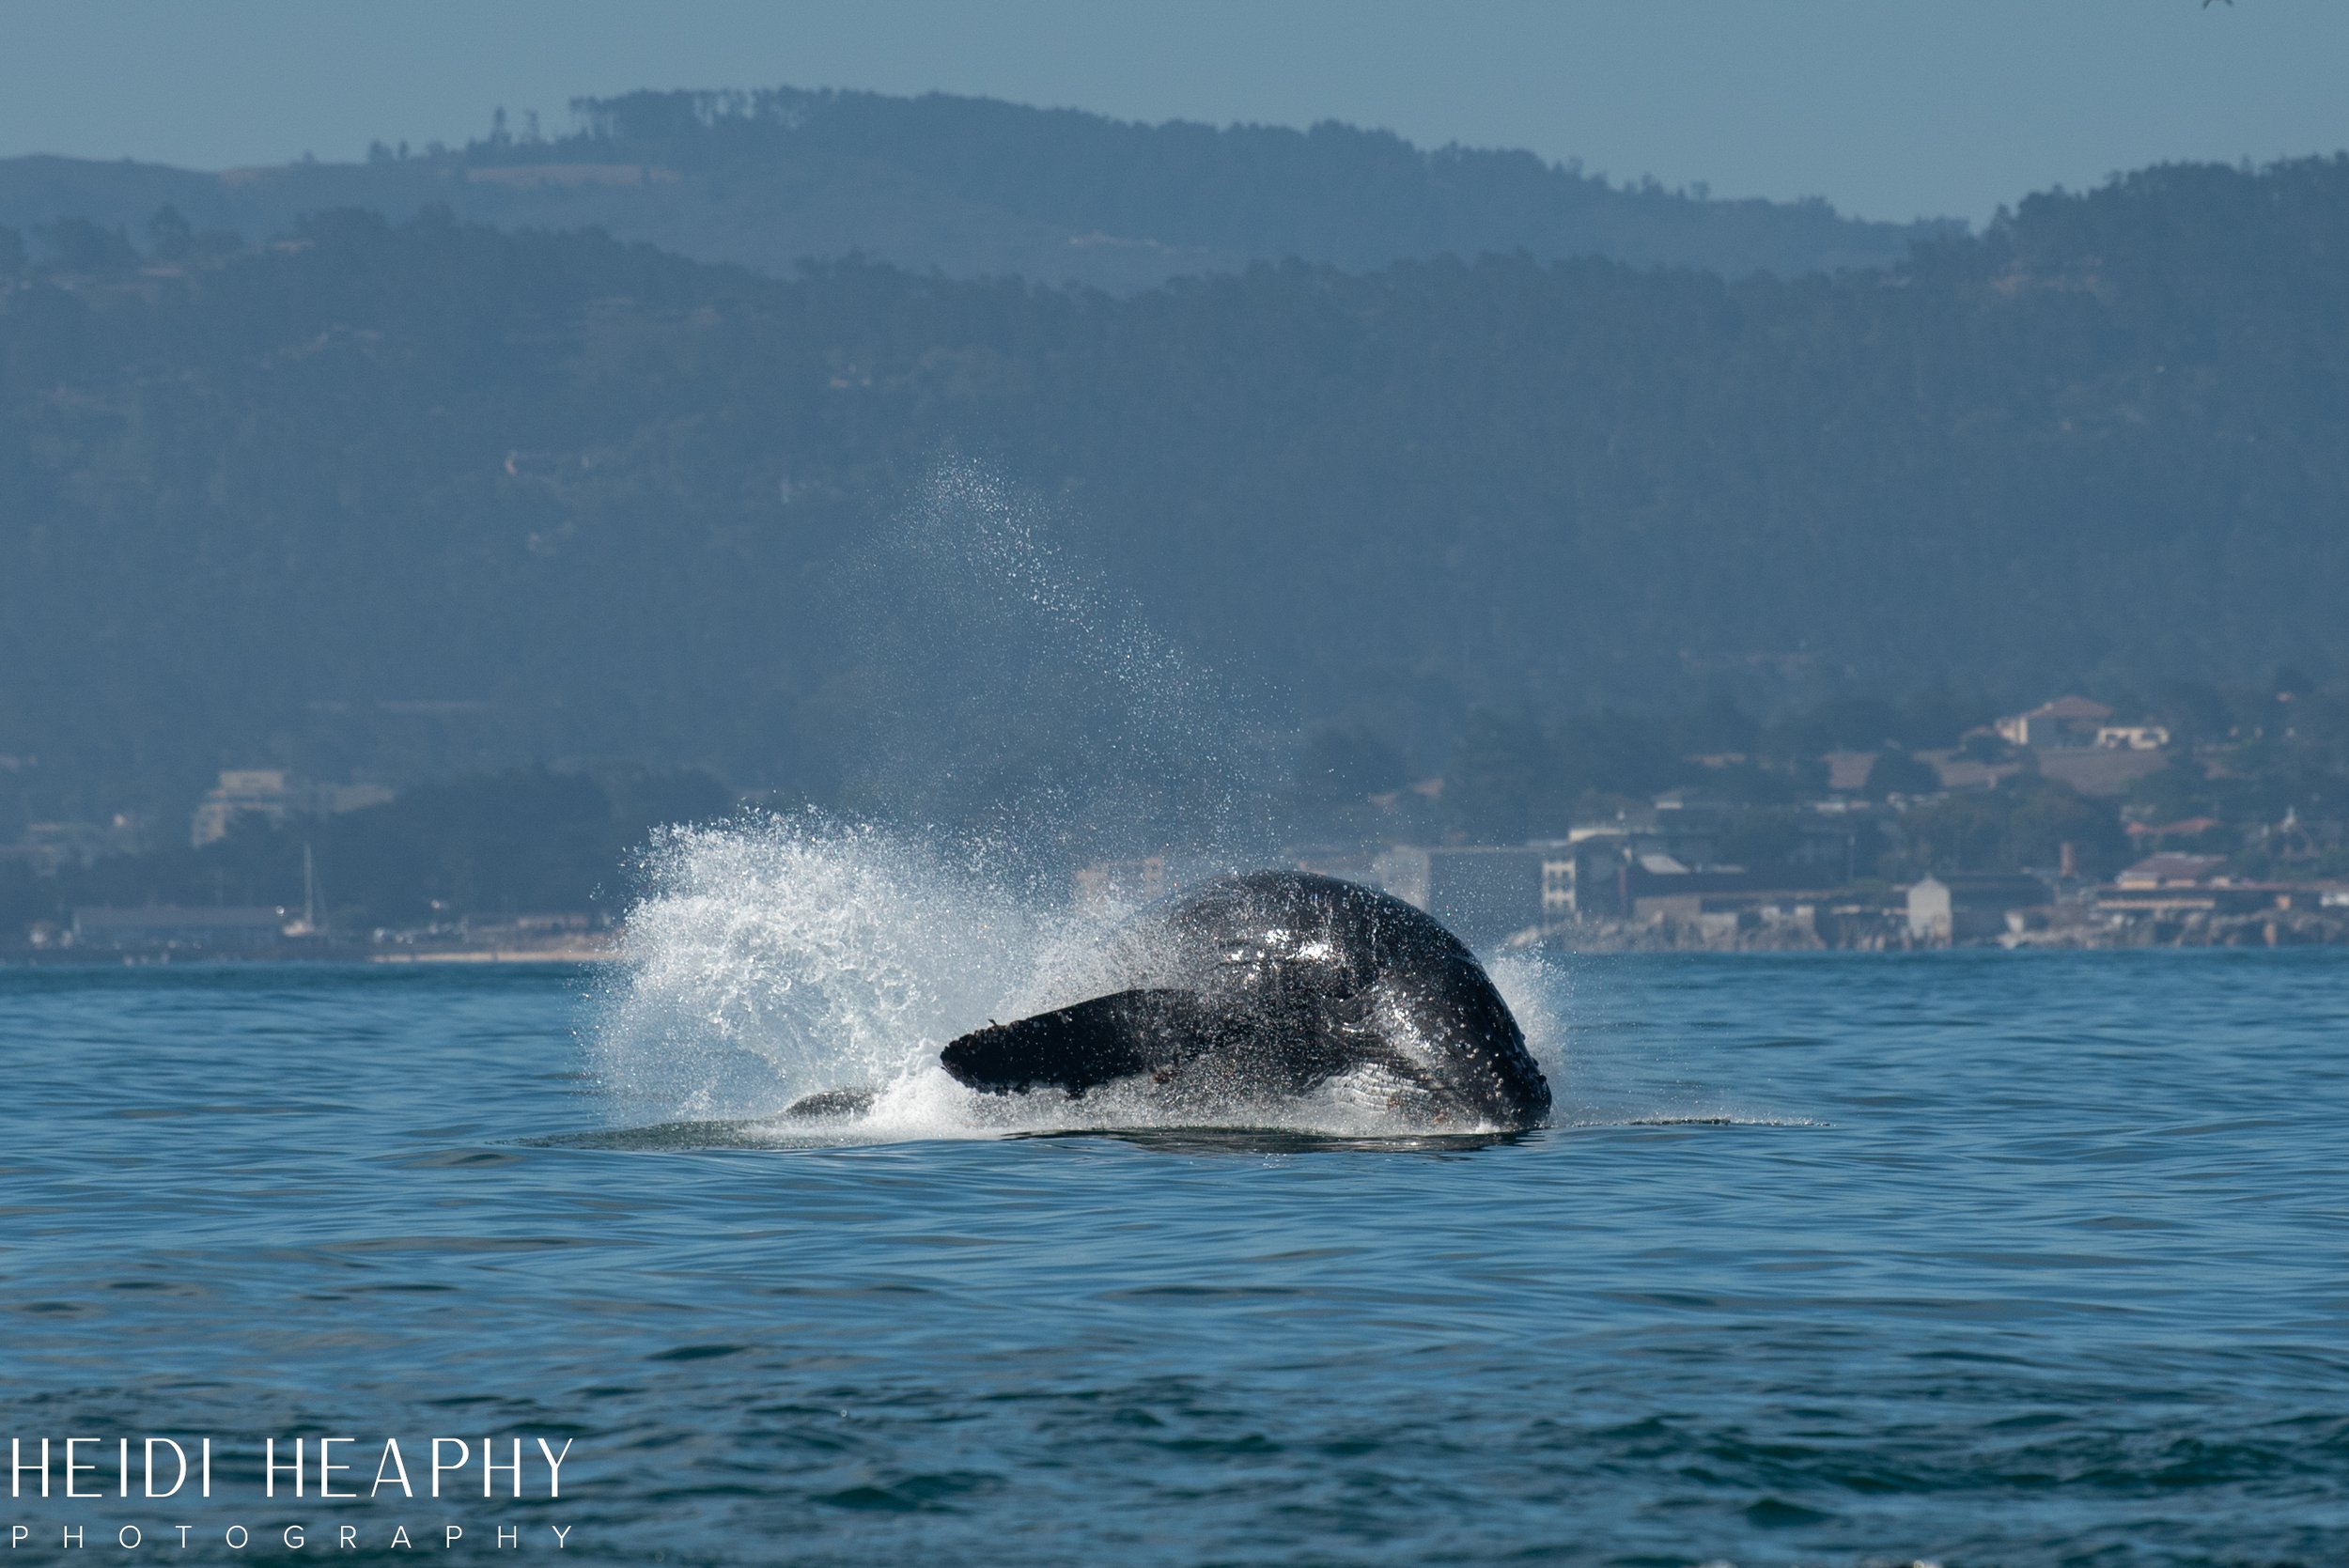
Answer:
xmin=0 ymin=816 xmax=142 ymax=874
xmin=71 ymin=906 xmax=289 ymax=950
xmin=1365 ymin=794 xmax=1911 ymax=943
xmin=1995 ymin=696 xmax=2113 ymax=749
xmin=2096 ymin=854 xmax=2278 ymax=919
xmin=1371 ymin=844 xmax=1548 ymax=944
xmin=2116 ymin=853 xmax=2227 ymax=889
xmin=1538 ymin=833 xmax=1644 ymax=921
xmin=1906 ymin=874 xmax=2052 ymax=945
xmin=1982 ymin=697 xmax=2171 ymax=796
xmin=190 ymin=769 xmax=395 ymax=846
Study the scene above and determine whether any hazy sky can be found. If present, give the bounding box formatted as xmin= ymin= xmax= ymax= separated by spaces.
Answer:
xmin=7 ymin=0 xmax=2346 ymax=223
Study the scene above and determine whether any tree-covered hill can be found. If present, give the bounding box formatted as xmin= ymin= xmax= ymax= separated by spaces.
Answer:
xmin=0 ymin=85 xmax=1952 ymax=293
xmin=2 ymin=156 xmax=2346 ymax=825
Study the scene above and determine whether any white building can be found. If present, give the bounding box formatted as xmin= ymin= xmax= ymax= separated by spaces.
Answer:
xmin=190 ymin=770 xmax=395 ymax=846
xmin=1994 ymin=696 xmax=2113 ymax=750
xmin=1906 ymin=873 xmax=2052 ymax=944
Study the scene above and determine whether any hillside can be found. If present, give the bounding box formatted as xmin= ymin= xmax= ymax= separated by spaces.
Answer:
xmin=1 ymin=157 xmax=2345 ymax=830
xmin=0 ymin=86 xmax=1952 ymax=292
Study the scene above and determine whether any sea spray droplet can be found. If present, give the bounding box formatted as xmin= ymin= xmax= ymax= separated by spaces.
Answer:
xmin=835 ymin=460 xmax=1278 ymax=869
xmin=587 ymin=814 xmax=1111 ymax=1126
xmin=1485 ymin=950 xmax=1569 ymax=1086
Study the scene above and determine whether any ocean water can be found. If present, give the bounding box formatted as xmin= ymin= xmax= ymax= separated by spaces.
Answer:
xmin=5 ymin=939 xmax=2348 ymax=1565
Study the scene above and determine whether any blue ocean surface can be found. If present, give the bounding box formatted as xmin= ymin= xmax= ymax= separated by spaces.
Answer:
xmin=4 ymin=952 xmax=2347 ymax=1565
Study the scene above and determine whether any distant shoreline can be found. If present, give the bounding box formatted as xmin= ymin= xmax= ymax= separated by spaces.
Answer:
xmin=0 ymin=940 xmax=620 ymax=969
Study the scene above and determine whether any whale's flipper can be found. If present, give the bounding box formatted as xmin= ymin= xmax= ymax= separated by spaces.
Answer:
xmin=941 ymin=989 xmax=1223 ymax=1097
xmin=781 ymin=1086 xmax=879 ymax=1120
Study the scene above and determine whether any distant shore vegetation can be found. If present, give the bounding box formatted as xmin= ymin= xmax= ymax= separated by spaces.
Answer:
xmin=4 ymin=150 xmax=2349 ymax=912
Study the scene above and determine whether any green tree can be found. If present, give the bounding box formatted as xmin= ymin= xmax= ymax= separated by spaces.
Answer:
xmin=146 ymin=206 xmax=194 ymax=262
xmin=1906 ymin=777 xmax=2123 ymax=877
xmin=38 ymin=218 xmax=137 ymax=272
xmin=1444 ymin=710 xmax=1552 ymax=843
xmin=1865 ymin=748 xmax=1943 ymax=798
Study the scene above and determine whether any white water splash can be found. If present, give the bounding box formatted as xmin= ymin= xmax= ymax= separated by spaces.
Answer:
xmin=583 ymin=465 xmax=1576 ymax=1144
xmin=591 ymin=815 xmax=1075 ymax=1129
xmin=1487 ymin=951 xmax=1568 ymax=1088
xmin=585 ymin=814 xmax=1575 ymax=1143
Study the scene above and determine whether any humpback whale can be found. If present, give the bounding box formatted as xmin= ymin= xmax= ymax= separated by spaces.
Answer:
xmin=938 ymin=871 xmax=1550 ymax=1130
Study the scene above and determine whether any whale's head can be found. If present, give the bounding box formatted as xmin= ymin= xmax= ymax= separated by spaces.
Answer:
xmin=1142 ymin=872 xmax=1552 ymax=1129
xmin=1350 ymin=947 xmax=1549 ymax=1128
